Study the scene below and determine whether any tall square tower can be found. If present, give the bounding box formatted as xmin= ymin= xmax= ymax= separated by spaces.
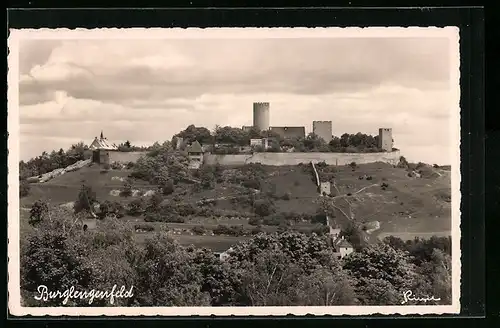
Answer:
xmin=378 ymin=128 xmax=393 ymax=151
xmin=313 ymin=121 xmax=333 ymax=142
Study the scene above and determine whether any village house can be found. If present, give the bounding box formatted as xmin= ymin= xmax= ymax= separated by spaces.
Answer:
xmin=186 ymin=141 xmax=205 ymax=169
xmin=327 ymin=217 xmax=354 ymax=259
xmin=250 ymin=137 xmax=269 ymax=150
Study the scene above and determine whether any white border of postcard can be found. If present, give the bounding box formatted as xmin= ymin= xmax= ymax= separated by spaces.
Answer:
xmin=8 ymin=27 xmax=461 ymax=316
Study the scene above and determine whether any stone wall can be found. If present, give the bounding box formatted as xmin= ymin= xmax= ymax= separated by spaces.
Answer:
xmin=204 ymin=151 xmax=401 ymax=166
xmin=109 ymin=151 xmax=147 ymax=163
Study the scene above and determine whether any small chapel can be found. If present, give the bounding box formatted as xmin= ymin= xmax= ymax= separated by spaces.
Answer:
xmin=90 ymin=131 xmax=118 ymax=165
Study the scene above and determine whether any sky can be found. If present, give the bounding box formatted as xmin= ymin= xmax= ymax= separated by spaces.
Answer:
xmin=17 ymin=31 xmax=457 ymax=165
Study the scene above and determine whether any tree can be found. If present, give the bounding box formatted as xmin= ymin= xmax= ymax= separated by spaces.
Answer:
xmin=343 ymin=243 xmax=417 ymax=305
xmin=133 ymin=234 xmax=210 ymax=306
xmin=146 ymin=192 xmax=163 ymax=213
xmin=214 ymin=126 xmax=250 ymax=146
xmin=294 ymin=267 xmax=357 ymax=305
xmin=340 ymin=133 xmax=350 ymax=148
xmin=224 ymin=232 xmax=356 ymax=306
xmin=120 ymin=178 xmax=133 ymax=197
xmin=127 ymin=198 xmax=145 ymax=216
xmin=397 ymin=156 xmax=410 ymax=169
xmin=247 ymin=127 xmax=262 ymax=139
xmin=328 ymin=136 xmax=341 ymax=149
xmin=98 ymin=200 xmax=125 ymax=219
xmin=235 ymin=249 xmax=303 ymax=306
xmin=303 ymin=133 xmax=325 ymax=151
xmin=176 ymin=125 xmax=213 ymax=145
xmin=74 ymin=182 xmax=97 ymax=214
xmin=253 ymin=199 xmax=276 ymax=217
xmin=29 ymin=200 xmax=49 ymax=226
xmin=21 ymin=207 xmax=94 ymax=306
xmin=21 ymin=209 xmax=140 ymax=306
xmin=160 ymin=179 xmax=175 ymax=195
xmin=199 ymin=165 xmax=216 ymax=189
xmin=425 ymin=249 xmax=452 ymax=304
xmin=192 ymin=248 xmax=237 ymax=306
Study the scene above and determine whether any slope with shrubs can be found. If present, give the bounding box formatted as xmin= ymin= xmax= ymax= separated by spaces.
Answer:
xmin=313 ymin=160 xmax=452 ymax=234
xmin=20 ymin=141 xmax=452 ymax=252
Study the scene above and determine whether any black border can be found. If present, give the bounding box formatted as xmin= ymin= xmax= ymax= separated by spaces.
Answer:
xmin=4 ymin=5 xmax=486 ymax=327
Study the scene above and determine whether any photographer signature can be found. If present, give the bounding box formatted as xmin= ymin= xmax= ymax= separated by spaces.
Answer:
xmin=401 ymin=290 xmax=441 ymax=305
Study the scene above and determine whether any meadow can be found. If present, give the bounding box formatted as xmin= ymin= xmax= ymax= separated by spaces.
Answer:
xmin=20 ymin=159 xmax=452 ymax=253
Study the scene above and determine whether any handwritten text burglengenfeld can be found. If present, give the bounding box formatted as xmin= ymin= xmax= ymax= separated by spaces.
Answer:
xmin=401 ymin=290 xmax=441 ymax=305
xmin=34 ymin=285 xmax=134 ymax=305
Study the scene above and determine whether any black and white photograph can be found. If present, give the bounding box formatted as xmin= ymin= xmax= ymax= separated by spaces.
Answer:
xmin=8 ymin=27 xmax=461 ymax=316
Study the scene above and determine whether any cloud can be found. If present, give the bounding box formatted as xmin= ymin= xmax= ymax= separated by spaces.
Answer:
xmin=17 ymin=34 xmax=456 ymax=165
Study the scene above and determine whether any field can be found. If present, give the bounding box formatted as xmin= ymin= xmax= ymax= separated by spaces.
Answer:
xmin=20 ymin=161 xmax=452 ymax=251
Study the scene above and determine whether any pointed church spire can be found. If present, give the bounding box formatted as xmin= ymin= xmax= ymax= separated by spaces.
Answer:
xmin=100 ymin=130 xmax=104 ymax=139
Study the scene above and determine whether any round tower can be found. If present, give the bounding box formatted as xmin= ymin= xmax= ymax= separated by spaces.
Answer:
xmin=253 ymin=102 xmax=270 ymax=132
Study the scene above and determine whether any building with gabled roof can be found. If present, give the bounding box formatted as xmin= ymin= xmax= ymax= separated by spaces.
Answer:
xmin=89 ymin=131 xmax=118 ymax=151
xmin=186 ymin=140 xmax=203 ymax=154
xmin=326 ymin=215 xmax=354 ymax=259
xmin=187 ymin=141 xmax=205 ymax=169
xmin=90 ymin=131 xmax=119 ymax=165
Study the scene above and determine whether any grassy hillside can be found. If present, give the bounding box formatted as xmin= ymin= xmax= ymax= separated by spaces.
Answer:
xmin=314 ymin=162 xmax=452 ymax=233
xmin=21 ymin=164 xmax=157 ymax=207
xmin=20 ymin=159 xmax=452 ymax=252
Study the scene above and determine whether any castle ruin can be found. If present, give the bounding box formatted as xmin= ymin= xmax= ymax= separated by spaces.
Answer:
xmin=378 ymin=128 xmax=393 ymax=152
xmin=253 ymin=102 xmax=270 ymax=132
xmin=313 ymin=121 xmax=333 ymax=142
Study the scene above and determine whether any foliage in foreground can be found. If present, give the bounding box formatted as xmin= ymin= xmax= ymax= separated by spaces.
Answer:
xmin=20 ymin=206 xmax=452 ymax=307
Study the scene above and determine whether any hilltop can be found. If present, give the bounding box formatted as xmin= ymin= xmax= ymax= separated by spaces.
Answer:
xmin=20 ymin=149 xmax=452 ymax=251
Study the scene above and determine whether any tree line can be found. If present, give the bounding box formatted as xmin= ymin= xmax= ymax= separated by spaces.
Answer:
xmin=21 ymin=205 xmax=452 ymax=307
xmin=174 ymin=124 xmax=394 ymax=154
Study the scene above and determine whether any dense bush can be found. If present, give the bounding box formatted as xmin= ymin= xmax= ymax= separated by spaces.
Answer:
xmin=160 ymin=179 xmax=175 ymax=195
xmin=248 ymin=217 xmax=261 ymax=226
xmin=74 ymin=183 xmax=97 ymax=214
xmin=130 ymin=144 xmax=191 ymax=185
xmin=120 ymin=179 xmax=134 ymax=197
xmin=134 ymin=224 xmax=155 ymax=232
xmin=19 ymin=142 xmax=90 ymax=179
xmin=29 ymin=200 xmax=49 ymax=226
xmin=144 ymin=213 xmax=186 ymax=223
xmin=262 ymin=216 xmax=283 ymax=226
xmin=253 ymin=199 xmax=276 ymax=217
xmin=196 ymin=206 xmax=254 ymax=219
xmin=172 ymin=128 xmax=388 ymax=154
xmin=251 ymin=226 xmax=263 ymax=234
xmin=192 ymin=226 xmax=206 ymax=235
xmin=99 ymin=200 xmax=126 ymax=219
xmin=127 ymin=198 xmax=146 ymax=216
xmin=213 ymin=225 xmax=246 ymax=237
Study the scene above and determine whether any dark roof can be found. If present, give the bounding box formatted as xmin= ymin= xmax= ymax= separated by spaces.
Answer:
xmin=187 ymin=141 xmax=203 ymax=153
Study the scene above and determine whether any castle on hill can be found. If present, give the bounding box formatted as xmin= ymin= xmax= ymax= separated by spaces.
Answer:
xmin=243 ymin=102 xmax=394 ymax=151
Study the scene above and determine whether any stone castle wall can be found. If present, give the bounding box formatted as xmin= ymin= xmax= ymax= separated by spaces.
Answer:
xmin=204 ymin=150 xmax=401 ymax=166
xmin=109 ymin=151 xmax=147 ymax=163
